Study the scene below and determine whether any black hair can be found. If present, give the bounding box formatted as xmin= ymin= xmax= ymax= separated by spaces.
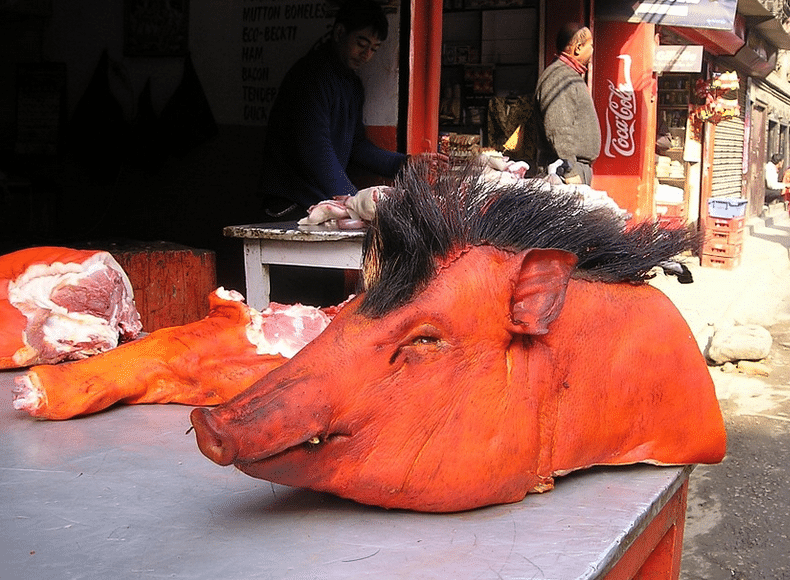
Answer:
xmin=771 ymin=153 xmax=783 ymax=165
xmin=359 ymin=160 xmax=698 ymax=318
xmin=556 ymin=22 xmax=588 ymax=54
xmin=335 ymin=0 xmax=389 ymax=41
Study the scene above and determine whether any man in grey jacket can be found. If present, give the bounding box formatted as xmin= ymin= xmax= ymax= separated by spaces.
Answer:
xmin=535 ymin=23 xmax=601 ymax=185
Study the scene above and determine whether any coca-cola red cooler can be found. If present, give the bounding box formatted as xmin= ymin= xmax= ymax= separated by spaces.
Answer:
xmin=591 ymin=20 xmax=657 ymax=221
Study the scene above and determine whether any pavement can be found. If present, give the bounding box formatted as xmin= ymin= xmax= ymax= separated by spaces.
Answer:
xmin=649 ymin=202 xmax=790 ymax=580
xmin=650 ymin=202 xmax=790 ymax=354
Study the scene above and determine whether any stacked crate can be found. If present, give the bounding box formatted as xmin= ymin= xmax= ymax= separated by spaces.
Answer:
xmin=702 ymin=198 xmax=747 ymax=270
xmin=655 ymin=201 xmax=686 ymax=229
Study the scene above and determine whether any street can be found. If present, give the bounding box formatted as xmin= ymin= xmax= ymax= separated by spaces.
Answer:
xmin=648 ymin=208 xmax=790 ymax=580
xmin=682 ymin=320 xmax=790 ymax=580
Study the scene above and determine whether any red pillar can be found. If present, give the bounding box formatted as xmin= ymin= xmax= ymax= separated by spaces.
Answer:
xmin=407 ymin=0 xmax=442 ymax=154
xmin=591 ymin=21 xmax=657 ymax=221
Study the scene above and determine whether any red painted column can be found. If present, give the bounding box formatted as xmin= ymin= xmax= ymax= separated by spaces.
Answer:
xmin=407 ymin=0 xmax=442 ymax=154
xmin=591 ymin=21 xmax=657 ymax=221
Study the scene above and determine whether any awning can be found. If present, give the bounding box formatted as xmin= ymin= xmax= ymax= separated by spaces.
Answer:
xmin=596 ymin=0 xmax=737 ymax=31
xmin=738 ymin=0 xmax=790 ymax=50
xmin=720 ymin=46 xmax=778 ymax=78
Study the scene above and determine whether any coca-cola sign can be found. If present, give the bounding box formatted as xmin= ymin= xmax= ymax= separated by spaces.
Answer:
xmin=604 ymin=55 xmax=637 ymax=158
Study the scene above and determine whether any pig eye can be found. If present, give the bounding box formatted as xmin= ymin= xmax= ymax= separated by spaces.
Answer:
xmin=390 ymin=325 xmax=443 ymax=364
xmin=404 ymin=324 xmax=442 ymax=347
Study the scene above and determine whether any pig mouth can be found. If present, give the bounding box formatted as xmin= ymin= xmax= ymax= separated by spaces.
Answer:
xmin=234 ymin=432 xmax=352 ymax=475
xmin=190 ymin=407 xmax=350 ymax=468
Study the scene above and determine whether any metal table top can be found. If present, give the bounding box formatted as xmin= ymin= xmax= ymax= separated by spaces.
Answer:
xmin=0 ymin=369 xmax=690 ymax=580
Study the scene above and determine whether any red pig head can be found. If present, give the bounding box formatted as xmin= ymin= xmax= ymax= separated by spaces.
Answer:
xmin=190 ymin=163 xmax=726 ymax=512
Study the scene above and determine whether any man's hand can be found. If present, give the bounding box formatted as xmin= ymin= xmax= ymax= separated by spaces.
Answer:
xmin=564 ymin=173 xmax=583 ymax=185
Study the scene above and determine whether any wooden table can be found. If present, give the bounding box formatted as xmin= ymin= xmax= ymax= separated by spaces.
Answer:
xmin=2 ymin=367 xmax=692 ymax=580
xmin=224 ymin=222 xmax=365 ymax=310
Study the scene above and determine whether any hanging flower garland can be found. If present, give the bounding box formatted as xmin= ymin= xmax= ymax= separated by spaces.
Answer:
xmin=690 ymin=71 xmax=740 ymax=136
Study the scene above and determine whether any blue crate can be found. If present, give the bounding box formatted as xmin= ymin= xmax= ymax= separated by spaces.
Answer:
xmin=707 ymin=198 xmax=748 ymax=219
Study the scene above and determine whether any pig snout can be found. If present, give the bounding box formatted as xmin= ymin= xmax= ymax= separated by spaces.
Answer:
xmin=190 ymin=407 xmax=238 ymax=466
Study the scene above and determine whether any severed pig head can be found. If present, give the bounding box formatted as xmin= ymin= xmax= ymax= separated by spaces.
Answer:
xmin=190 ymin=162 xmax=726 ymax=512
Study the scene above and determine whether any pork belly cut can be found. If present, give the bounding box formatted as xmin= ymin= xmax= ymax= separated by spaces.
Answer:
xmin=1 ymin=247 xmax=142 ymax=369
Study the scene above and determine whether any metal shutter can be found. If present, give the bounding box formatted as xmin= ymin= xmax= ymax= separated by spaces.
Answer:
xmin=710 ymin=85 xmax=746 ymax=198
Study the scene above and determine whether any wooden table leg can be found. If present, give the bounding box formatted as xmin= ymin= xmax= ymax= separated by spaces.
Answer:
xmin=243 ymin=241 xmax=269 ymax=311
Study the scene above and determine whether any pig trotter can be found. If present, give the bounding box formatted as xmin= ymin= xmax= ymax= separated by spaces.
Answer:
xmin=12 ymin=374 xmax=45 ymax=416
xmin=190 ymin=407 xmax=238 ymax=466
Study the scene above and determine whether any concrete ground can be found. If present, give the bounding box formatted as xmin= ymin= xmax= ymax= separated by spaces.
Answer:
xmin=649 ymin=203 xmax=790 ymax=580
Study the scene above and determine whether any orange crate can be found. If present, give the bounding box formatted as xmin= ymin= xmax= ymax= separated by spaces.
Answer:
xmin=704 ymin=215 xmax=745 ymax=232
xmin=702 ymin=240 xmax=742 ymax=258
xmin=656 ymin=202 xmax=686 ymax=218
xmin=701 ymin=253 xmax=741 ymax=270
xmin=705 ymin=227 xmax=745 ymax=246
xmin=658 ymin=216 xmax=686 ymax=229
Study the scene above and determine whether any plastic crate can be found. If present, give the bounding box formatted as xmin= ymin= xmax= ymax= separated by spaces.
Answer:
xmin=701 ymin=253 xmax=742 ymax=270
xmin=705 ymin=227 xmax=745 ymax=246
xmin=657 ymin=216 xmax=686 ymax=229
xmin=704 ymin=215 xmax=745 ymax=232
xmin=707 ymin=197 xmax=748 ymax=219
xmin=656 ymin=202 xmax=686 ymax=218
xmin=702 ymin=240 xmax=743 ymax=259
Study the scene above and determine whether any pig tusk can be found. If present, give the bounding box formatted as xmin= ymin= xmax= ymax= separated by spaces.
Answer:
xmin=308 ymin=436 xmax=321 ymax=445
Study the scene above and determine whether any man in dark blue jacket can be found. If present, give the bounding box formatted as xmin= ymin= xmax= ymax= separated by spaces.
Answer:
xmin=260 ymin=0 xmax=407 ymax=220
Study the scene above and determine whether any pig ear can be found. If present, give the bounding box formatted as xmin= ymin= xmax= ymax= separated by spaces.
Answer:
xmin=507 ymin=249 xmax=577 ymax=336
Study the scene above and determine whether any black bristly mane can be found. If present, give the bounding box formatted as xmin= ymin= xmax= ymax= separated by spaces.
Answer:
xmin=359 ymin=159 xmax=697 ymax=317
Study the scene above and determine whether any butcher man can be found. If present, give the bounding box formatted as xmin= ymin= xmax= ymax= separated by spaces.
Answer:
xmin=258 ymin=0 xmax=407 ymax=221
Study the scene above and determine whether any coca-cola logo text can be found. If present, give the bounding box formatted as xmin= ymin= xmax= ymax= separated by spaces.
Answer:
xmin=604 ymin=80 xmax=636 ymax=158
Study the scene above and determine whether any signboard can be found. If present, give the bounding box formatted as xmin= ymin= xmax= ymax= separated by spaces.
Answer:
xmin=238 ymin=1 xmax=334 ymax=124
xmin=592 ymin=21 xmax=652 ymax=178
xmin=590 ymin=21 xmax=656 ymax=218
xmin=654 ymin=45 xmax=703 ymax=73
xmin=597 ymin=0 xmax=737 ymax=31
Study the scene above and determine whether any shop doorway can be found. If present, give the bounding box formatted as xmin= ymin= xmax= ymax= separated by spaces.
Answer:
xmin=438 ymin=2 xmax=540 ymax=163
xmin=746 ymin=103 xmax=767 ymax=217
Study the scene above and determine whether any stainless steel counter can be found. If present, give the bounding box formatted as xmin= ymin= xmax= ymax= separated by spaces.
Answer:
xmin=0 ymin=368 xmax=691 ymax=579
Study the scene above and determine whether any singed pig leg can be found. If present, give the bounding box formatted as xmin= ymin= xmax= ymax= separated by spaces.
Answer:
xmin=13 ymin=289 xmax=335 ymax=420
